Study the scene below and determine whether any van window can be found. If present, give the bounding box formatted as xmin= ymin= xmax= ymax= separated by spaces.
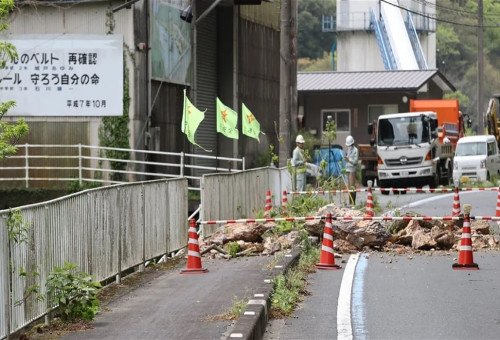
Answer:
xmin=487 ymin=141 xmax=496 ymax=156
xmin=456 ymin=142 xmax=487 ymax=156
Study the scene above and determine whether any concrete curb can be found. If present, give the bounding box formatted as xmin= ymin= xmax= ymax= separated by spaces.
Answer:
xmin=225 ymin=248 xmax=302 ymax=340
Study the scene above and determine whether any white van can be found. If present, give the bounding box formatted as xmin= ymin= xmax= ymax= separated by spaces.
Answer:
xmin=453 ymin=135 xmax=500 ymax=182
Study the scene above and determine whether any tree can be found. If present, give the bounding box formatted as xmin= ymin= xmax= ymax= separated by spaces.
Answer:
xmin=0 ymin=0 xmax=28 ymax=159
xmin=297 ymin=0 xmax=336 ymax=60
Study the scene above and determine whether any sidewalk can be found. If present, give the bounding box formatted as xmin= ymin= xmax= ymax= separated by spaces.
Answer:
xmin=62 ymin=249 xmax=300 ymax=340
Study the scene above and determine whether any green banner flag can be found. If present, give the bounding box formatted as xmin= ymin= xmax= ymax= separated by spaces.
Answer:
xmin=182 ymin=90 xmax=211 ymax=151
xmin=216 ymin=97 xmax=239 ymax=139
xmin=242 ymin=103 xmax=262 ymax=142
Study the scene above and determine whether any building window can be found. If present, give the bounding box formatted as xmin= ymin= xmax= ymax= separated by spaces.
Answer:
xmin=322 ymin=110 xmax=350 ymax=132
xmin=368 ymin=104 xmax=398 ymax=124
xmin=322 ymin=15 xmax=335 ymax=32
xmin=488 ymin=141 xmax=496 ymax=156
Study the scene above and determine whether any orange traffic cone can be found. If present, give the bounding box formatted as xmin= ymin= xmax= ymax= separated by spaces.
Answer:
xmin=496 ymin=187 xmax=500 ymax=217
xmin=365 ymin=183 xmax=374 ymax=217
xmin=452 ymin=185 xmax=461 ymax=217
xmin=180 ymin=219 xmax=208 ymax=274
xmin=264 ymin=190 xmax=272 ymax=217
xmin=452 ymin=204 xmax=479 ymax=270
xmin=282 ymin=190 xmax=288 ymax=216
xmin=315 ymin=213 xmax=341 ymax=270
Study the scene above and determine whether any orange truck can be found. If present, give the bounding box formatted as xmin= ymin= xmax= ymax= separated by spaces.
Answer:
xmin=409 ymin=99 xmax=465 ymax=148
xmin=359 ymin=99 xmax=469 ymax=187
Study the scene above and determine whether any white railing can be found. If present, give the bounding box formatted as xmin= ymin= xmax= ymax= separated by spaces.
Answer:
xmin=0 ymin=144 xmax=245 ymax=191
xmin=0 ymin=178 xmax=189 ymax=339
xmin=200 ymin=167 xmax=293 ymax=237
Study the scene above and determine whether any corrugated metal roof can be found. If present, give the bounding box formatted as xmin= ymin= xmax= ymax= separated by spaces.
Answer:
xmin=297 ymin=70 xmax=455 ymax=92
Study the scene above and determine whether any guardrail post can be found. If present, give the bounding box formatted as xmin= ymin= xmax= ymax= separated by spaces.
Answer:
xmin=116 ymin=186 xmax=122 ymax=284
xmin=24 ymin=143 xmax=29 ymax=188
xmin=242 ymin=157 xmax=246 ymax=170
xmin=180 ymin=152 xmax=185 ymax=177
xmin=78 ymin=143 xmax=82 ymax=186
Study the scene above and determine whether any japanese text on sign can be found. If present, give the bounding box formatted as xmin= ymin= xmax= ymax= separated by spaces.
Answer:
xmin=0 ymin=34 xmax=123 ymax=117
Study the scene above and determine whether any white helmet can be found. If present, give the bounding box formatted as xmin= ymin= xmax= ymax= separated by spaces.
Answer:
xmin=346 ymin=135 xmax=354 ymax=146
xmin=296 ymin=135 xmax=305 ymax=143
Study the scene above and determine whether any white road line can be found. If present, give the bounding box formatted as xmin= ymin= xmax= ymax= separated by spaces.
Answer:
xmin=337 ymin=253 xmax=360 ymax=340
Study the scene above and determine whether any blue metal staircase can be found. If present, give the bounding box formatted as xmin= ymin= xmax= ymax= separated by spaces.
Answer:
xmin=370 ymin=8 xmax=397 ymax=70
xmin=405 ymin=11 xmax=428 ymax=70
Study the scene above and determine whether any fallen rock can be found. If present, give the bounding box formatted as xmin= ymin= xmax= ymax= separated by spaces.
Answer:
xmin=205 ymin=221 xmax=275 ymax=245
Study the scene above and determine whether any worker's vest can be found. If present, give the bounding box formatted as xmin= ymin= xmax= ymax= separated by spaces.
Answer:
xmin=296 ymin=149 xmax=307 ymax=173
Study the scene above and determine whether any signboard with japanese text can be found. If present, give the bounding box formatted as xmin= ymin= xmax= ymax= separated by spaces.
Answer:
xmin=0 ymin=34 xmax=123 ymax=116
xmin=151 ymin=0 xmax=192 ymax=85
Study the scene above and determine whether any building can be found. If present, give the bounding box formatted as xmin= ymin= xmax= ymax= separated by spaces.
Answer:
xmin=324 ymin=0 xmax=437 ymax=71
xmin=0 ymin=0 xmax=287 ymax=186
xmin=297 ymin=69 xmax=455 ymax=147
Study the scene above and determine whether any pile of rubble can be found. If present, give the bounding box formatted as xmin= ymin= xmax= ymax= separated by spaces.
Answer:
xmin=199 ymin=204 xmax=500 ymax=258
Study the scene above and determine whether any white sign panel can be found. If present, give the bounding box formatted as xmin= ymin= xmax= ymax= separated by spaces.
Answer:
xmin=0 ymin=34 xmax=123 ymax=116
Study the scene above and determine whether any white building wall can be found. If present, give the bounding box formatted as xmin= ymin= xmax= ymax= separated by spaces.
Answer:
xmin=336 ymin=0 xmax=436 ymax=72
xmin=337 ymin=32 xmax=385 ymax=71
xmin=420 ymin=33 xmax=437 ymax=69
xmin=1 ymin=1 xmax=137 ymax=147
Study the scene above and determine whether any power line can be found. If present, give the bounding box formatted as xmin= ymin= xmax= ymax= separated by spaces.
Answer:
xmin=413 ymin=0 xmax=500 ymax=19
xmin=412 ymin=0 xmax=476 ymax=17
xmin=380 ymin=0 xmax=500 ymax=28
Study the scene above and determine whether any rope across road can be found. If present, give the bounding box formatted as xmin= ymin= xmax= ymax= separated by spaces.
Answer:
xmin=285 ymin=187 xmax=499 ymax=195
xmin=199 ymin=215 xmax=500 ymax=225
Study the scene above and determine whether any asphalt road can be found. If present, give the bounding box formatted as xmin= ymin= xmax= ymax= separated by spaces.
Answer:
xmin=263 ymin=190 xmax=500 ymax=340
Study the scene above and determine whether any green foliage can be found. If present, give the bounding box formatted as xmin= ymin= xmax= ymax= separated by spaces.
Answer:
xmin=99 ymin=13 xmax=131 ymax=181
xmin=436 ymin=0 xmax=500 ymax=125
xmin=270 ymin=233 xmax=318 ymax=317
xmin=0 ymin=1 xmax=29 ymax=159
xmin=0 ymin=0 xmax=14 ymax=30
xmin=66 ymin=179 xmax=102 ymax=194
xmin=271 ymin=274 xmax=298 ymax=316
xmin=15 ymin=266 xmax=44 ymax=307
xmin=227 ymin=296 xmax=247 ymax=319
xmin=324 ymin=118 xmax=337 ymax=144
xmin=253 ymin=144 xmax=279 ymax=167
xmin=0 ymin=188 xmax=67 ymax=210
xmin=297 ymin=0 xmax=336 ymax=60
xmin=298 ymin=52 xmax=334 ymax=72
xmin=7 ymin=208 xmax=30 ymax=244
xmin=227 ymin=241 xmax=240 ymax=257
xmin=288 ymin=194 xmax=328 ymax=217
xmin=99 ymin=71 xmax=131 ymax=181
xmin=7 ymin=209 xmax=44 ymax=307
xmin=46 ymin=262 xmax=101 ymax=322
xmin=188 ymin=190 xmax=200 ymax=200
xmin=273 ymin=221 xmax=294 ymax=234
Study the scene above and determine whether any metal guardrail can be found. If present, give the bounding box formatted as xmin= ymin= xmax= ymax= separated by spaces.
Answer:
xmin=0 ymin=144 xmax=245 ymax=191
xmin=0 ymin=178 xmax=189 ymax=339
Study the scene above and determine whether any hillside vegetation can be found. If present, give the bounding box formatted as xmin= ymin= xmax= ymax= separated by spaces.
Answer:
xmin=297 ymin=0 xmax=500 ymax=126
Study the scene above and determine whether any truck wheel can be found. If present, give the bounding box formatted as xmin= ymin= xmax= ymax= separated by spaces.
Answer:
xmin=379 ymin=180 xmax=390 ymax=195
xmin=440 ymin=165 xmax=452 ymax=186
xmin=430 ymin=170 xmax=440 ymax=188
xmin=361 ymin=173 xmax=368 ymax=187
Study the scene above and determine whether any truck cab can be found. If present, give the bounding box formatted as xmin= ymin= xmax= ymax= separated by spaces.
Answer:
xmin=453 ymin=135 xmax=500 ymax=183
xmin=376 ymin=111 xmax=450 ymax=189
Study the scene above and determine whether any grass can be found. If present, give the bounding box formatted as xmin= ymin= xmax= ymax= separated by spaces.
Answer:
xmin=203 ymin=295 xmax=249 ymax=321
xmin=269 ymin=230 xmax=320 ymax=318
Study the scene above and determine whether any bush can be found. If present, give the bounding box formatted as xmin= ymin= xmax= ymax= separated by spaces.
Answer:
xmin=46 ymin=262 xmax=101 ymax=322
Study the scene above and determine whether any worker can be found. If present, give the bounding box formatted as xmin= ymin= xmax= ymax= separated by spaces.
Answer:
xmin=345 ymin=135 xmax=358 ymax=205
xmin=291 ymin=134 xmax=307 ymax=191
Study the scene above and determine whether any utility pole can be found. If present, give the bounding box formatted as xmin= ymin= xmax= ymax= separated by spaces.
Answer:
xmin=477 ymin=0 xmax=484 ymax=134
xmin=279 ymin=0 xmax=291 ymax=167
xmin=279 ymin=0 xmax=298 ymax=167
xmin=290 ymin=0 xmax=298 ymax=152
